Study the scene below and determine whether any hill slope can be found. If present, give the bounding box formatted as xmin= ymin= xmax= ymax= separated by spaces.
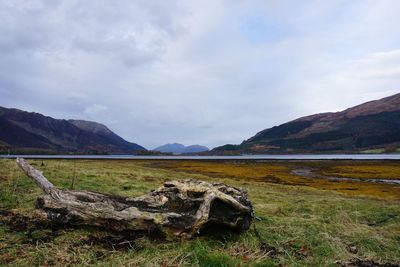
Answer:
xmin=154 ymin=143 xmax=209 ymax=154
xmin=0 ymin=107 xmax=145 ymax=154
xmin=213 ymin=93 xmax=400 ymax=154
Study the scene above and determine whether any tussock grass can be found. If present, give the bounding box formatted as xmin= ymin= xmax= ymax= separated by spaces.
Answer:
xmin=0 ymin=159 xmax=399 ymax=266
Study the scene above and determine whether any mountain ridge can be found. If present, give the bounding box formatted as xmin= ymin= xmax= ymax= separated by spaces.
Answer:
xmin=212 ymin=93 xmax=400 ymax=154
xmin=0 ymin=106 xmax=145 ymax=154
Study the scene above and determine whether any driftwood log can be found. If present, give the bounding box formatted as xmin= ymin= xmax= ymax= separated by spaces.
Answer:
xmin=16 ymin=158 xmax=253 ymax=238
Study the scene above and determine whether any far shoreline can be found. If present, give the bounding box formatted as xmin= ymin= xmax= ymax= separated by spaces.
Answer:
xmin=1 ymin=154 xmax=400 ymax=160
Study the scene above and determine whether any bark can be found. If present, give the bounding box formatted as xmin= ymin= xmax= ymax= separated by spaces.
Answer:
xmin=16 ymin=158 xmax=253 ymax=238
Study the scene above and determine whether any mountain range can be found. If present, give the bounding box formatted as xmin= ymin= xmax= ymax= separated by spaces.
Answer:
xmin=153 ymin=143 xmax=209 ymax=154
xmin=0 ymin=107 xmax=145 ymax=154
xmin=1 ymin=93 xmax=399 ymax=155
xmin=212 ymin=93 xmax=400 ymax=154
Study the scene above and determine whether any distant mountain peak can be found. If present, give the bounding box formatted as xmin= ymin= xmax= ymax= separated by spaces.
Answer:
xmin=154 ymin=143 xmax=209 ymax=154
xmin=69 ymin=119 xmax=113 ymax=135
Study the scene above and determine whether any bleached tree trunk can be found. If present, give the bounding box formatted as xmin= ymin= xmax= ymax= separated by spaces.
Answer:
xmin=16 ymin=158 xmax=253 ymax=238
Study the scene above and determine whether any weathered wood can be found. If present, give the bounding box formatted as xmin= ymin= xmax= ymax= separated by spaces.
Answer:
xmin=16 ymin=158 xmax=55 ymax=194
xmin=16 ymin=158 xmax=253 ymax=238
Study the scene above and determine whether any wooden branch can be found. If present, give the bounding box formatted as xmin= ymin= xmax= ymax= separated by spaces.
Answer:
xmin=16 ymin=158 xmax=253 ymax=238
xmin=16 ymin=158 xmax=55 ymax=194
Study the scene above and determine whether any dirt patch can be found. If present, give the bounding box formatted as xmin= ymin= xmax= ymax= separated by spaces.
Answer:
xmin=341 ymin=258 xmax=400 ymax=267
xmin=0 ymin=209 xmax=12 ymax=217
xmin=281 ymin=239 xmax=312 ymax=259
xmin=252 ymin=224 xmax=280 ymax=258
xmin=0 ymin=209 xmax=161 ymax=249
xmin=291 ymin=168 xmax=400 ymax=185
xmin=80 ymin=234 xmax=145 ymax=251
xmin=0 ymin=209 xmax=63 ymax=243
xmin=0 ymin=210 xmax=53 ymax=231
xmin=259 ymin=242 xmax=279 ymax=257
xmin=366 ymin=214 xmax=397 ymax=227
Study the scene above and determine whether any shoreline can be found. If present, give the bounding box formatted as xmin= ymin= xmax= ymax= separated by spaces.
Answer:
xmin=1 ymin=154 xmax=400 ymax=160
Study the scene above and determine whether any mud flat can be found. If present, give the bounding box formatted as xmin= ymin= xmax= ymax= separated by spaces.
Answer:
xmin=291 ymin=168 xmax=400 ymax=185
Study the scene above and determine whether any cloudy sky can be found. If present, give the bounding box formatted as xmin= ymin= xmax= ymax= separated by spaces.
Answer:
xmin=1 ymin=0 xmax=399 ymax=149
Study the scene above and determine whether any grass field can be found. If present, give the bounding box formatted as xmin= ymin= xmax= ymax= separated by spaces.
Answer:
xmin=0 ymin=159 xmax=399 ymax=266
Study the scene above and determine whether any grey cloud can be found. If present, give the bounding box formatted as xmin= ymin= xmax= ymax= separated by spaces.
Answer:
xmin=0 ymin=0 xmax=399 ymax=149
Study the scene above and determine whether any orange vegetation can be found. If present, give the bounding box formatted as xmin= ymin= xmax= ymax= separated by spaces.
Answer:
xmin=145 ymin=160 xmax=400 ymax=200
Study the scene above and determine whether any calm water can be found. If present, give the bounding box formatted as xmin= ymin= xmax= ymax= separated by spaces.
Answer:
xmin=1 ymin=154 xmax=400 ymax=160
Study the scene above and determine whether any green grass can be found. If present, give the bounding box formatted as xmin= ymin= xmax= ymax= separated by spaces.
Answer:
xmin=0 ymin=159 xmax=399 ymax=266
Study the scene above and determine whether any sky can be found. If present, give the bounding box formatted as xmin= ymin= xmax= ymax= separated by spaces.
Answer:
xmin=1 ymin=0 xmax=400 ymax=149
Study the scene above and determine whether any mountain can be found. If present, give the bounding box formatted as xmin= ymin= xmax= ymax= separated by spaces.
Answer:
xmin=183 ymin=145 xmax=210 ymax=154
xmin=154 ymin=143 xmax=209 ymax=154
xmin=0 ymin=107 xmax=145 ymax=154
xmin=154 ymin=143 xmax=185 ymax=154
xmin=212 ymin=93 xmax=400 ymax=154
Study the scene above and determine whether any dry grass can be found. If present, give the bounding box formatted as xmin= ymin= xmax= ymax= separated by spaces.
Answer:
xmin=0 ymin=159 xmax=399 ymax=266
